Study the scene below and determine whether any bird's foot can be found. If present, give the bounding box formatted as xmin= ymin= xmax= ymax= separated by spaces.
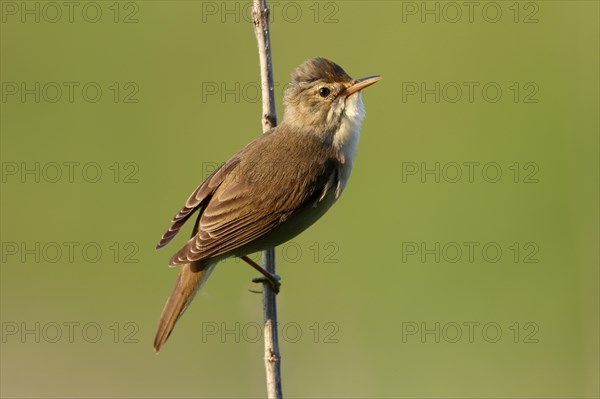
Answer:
xmin=252 ymin=274 xmax=281 ymax=294
xmin=240 ymin=255 xmax=282 ymax=294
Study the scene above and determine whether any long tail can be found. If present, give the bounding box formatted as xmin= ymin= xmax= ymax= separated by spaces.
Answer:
xmin=154 ymin=260 xmax=216 ymax=352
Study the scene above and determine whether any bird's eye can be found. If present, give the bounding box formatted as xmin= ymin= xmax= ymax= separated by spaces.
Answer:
xmin=318 ymin=87 xmax=331 ymax=97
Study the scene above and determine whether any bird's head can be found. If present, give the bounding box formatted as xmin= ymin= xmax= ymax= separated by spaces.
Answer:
xmin=282 ymin=58 xmax=381 ymax=136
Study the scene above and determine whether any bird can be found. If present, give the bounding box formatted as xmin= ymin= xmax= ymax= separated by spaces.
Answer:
xmin=154 ymin=57 xmax=381 ymax=352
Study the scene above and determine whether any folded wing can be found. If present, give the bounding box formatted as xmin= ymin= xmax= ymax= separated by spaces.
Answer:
xmin=168 ymin=156 xmax=338 ymax=265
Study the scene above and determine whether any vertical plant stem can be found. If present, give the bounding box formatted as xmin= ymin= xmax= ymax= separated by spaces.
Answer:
xmin=251 ymin=1 xmax=282 ymax=398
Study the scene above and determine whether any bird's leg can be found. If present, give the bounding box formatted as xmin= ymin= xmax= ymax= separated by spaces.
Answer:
xmin=241 ymin=255 xmax=281 ymax=294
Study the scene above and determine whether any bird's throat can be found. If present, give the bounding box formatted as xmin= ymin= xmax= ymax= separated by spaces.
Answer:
xmin=333 ymin=93 xmax=365 ymax=161
xmin=332 ymin=92 xmax=366 ymax=192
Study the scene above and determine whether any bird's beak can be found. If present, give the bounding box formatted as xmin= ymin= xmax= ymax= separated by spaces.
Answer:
xmin=344 ymin=75 xmax=382 ymax=97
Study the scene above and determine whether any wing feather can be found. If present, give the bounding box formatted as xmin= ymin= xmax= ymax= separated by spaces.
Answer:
xmin=169 ymin=156 xmax=338 ymax=265
xmin=156 ymin=158 xmax=241 ymax=249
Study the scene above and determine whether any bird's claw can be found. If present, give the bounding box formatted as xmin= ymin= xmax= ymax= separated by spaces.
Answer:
xmin=252 ymin=274 xmax=281 ymax=294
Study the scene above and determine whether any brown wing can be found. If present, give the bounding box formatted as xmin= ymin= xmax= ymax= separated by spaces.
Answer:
xmin=168 ymin=156 xmax=339 ymax=265
xmin=156 ymin=158 xmax=241 ymax=249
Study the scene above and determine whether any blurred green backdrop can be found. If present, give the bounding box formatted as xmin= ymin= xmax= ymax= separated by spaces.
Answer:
xmin=1 ymin=1 xmax=598 ymax=398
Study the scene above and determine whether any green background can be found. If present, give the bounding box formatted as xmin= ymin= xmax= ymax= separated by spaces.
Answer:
xmin=1 ymin=1 xmax=598 ymax=398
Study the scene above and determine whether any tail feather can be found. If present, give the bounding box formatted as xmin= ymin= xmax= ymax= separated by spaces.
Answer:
xmin=154 ymin=261 xmax=215 ymax=352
